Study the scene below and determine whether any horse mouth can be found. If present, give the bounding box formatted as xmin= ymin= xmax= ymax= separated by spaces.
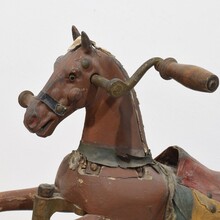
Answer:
xmin=36 ymin=119 xmax=55 ymax=137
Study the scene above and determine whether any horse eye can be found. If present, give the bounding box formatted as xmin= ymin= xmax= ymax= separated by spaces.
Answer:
xmin=69 ymin=73 xmax=76 ymax=81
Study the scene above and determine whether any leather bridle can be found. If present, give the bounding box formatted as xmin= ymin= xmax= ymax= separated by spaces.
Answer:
xmin=37 ymin=91 xmax=67 ymax=116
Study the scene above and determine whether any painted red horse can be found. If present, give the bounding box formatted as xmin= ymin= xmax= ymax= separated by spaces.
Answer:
xmin=1 ymin=25 xmax=220 ymax=219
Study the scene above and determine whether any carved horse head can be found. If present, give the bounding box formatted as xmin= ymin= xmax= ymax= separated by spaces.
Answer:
xmin=18 ymin=26 xmax=151 ymax=158
xmin=19 ymin=31 xmax=97 ymax=137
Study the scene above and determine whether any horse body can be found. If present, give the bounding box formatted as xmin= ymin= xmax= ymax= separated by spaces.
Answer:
xmin=55 ymin=153 xmax=169 ymax=220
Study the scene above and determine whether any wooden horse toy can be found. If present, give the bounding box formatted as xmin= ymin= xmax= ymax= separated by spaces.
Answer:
xmin=1 ymin=25 xmax=220 ymax=219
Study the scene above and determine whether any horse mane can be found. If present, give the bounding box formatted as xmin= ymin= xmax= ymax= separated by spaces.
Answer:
xmin=68 ymin=36 xmax=112 ymax=56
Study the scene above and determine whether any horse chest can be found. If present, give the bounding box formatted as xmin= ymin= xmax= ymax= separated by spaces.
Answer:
xmin=55 ymin=153 xmax=169 ymax=220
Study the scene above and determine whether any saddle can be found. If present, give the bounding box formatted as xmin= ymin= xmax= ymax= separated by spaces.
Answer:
xmin=155 ymin=146 xmax=220 ymax=202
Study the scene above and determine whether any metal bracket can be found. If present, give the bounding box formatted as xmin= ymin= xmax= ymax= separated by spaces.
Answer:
xmin=32 ymin=184 xmax=85 ymax=220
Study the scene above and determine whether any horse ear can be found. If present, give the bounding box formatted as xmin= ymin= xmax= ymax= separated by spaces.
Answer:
xmin=72 ymin=25 xmax=80 ymax=40
xmin=81 ymin=31 xmax=92 ymax=53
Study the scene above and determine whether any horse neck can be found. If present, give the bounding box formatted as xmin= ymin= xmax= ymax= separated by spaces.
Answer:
xmin=81 ymin=53 xmax=149 ymax=158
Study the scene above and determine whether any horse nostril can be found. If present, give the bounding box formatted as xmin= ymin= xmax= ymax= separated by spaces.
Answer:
xmin=28 ymin=115 xmax=39 ymax=129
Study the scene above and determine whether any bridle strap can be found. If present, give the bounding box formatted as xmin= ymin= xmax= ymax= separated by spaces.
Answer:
xmin=37 ymin=91 xmax=67 ymax=116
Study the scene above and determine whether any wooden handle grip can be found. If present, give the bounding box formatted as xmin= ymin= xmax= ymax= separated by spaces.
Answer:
xmin=18 ymin=90 xmax=34 ymax=108
xmin=155 ymin=58 xmax=219 ymax=92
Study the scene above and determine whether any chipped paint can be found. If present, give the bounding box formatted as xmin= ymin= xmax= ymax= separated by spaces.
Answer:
xmin=78 ymin=178 xmax=84 ymax=184
xmin=108 ymin=177 xmax=116 ymax=180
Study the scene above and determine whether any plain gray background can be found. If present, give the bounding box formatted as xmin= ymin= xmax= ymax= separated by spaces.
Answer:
xmin=1 ymin=1 xmax=220 ymax=219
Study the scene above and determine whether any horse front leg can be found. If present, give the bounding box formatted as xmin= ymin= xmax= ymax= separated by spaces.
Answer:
xmin=76 ymin=214 xmax=109 ymax=220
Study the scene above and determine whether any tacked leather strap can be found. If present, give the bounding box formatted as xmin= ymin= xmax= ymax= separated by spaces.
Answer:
xmin=78 ymin=142 xmax=154 ymax=168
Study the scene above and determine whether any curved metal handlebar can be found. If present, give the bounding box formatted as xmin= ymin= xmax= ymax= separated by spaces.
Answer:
xmin=91 ymin=57 xmax=219 ymax=97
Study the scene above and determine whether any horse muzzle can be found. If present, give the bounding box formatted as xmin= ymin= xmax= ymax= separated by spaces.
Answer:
xmin=18 ymin=90 xmax=67 ymax=117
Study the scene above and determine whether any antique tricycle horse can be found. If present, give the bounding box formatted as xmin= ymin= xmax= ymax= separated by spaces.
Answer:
xmin=1 ymin=25 xmax=220 ymax=219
